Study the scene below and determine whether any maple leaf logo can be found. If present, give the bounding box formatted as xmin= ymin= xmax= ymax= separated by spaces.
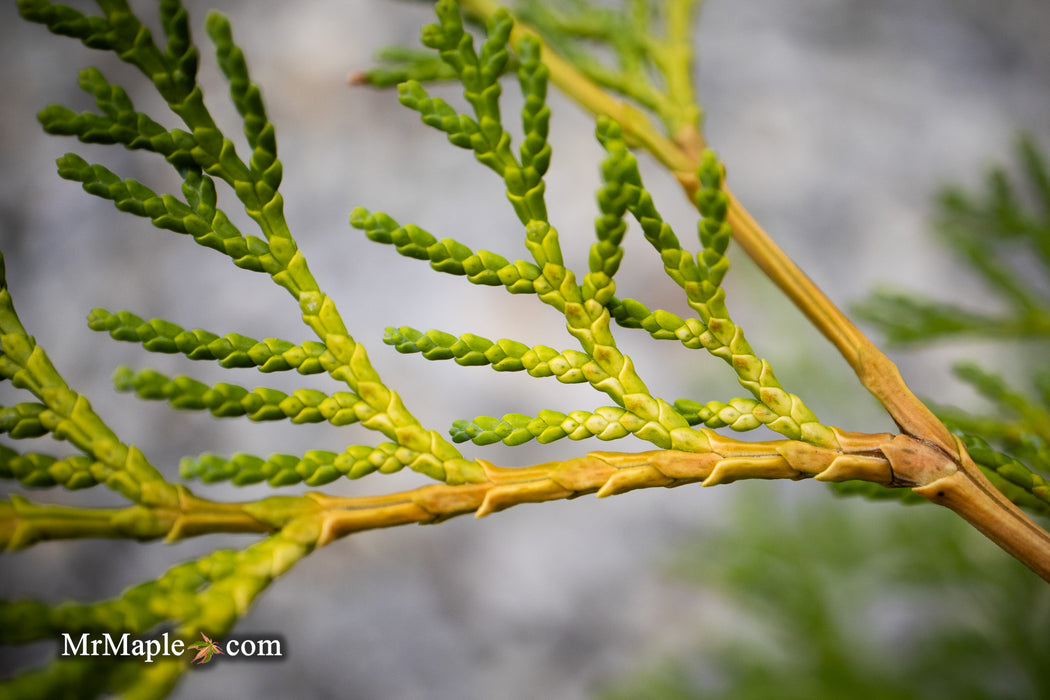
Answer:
xmin=186 ymin=632 xmax=224 ymax=665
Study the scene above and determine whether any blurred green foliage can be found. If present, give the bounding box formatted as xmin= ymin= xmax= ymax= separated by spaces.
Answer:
xmin=844 ymin=137 xmax=1050 ymax=516
xmin=600 ymin=483 xmax=1050 ymax=700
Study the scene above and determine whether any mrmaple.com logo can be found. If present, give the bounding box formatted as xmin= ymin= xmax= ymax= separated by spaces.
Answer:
xmin=61 ymin=631 xmax=283 ymax=665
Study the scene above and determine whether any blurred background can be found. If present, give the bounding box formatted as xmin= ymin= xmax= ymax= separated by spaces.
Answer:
xmin=1 ymin=0 xmax=1049 ymax=698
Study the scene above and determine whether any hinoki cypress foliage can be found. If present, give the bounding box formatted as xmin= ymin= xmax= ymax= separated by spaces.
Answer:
xmin=1 ymin=1 xmax=1048 ymax=697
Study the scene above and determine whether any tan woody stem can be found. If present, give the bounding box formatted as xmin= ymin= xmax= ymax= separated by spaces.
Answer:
xmin=914 ymin=437 xmax=1050 ymax=581
xmin=4 ymin=433 xmax=892 ymax=548
xmin=7 ymin=437 xmax=1048 ymax=580
xmin=309 ymin=430 xmax=896 ymax=544
xmin=306 ymin=427 xmax=1050 ymax=583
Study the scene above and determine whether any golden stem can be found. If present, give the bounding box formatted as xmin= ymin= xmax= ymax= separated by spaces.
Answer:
xmin=913 ymin=437 xmax=1050 ymax=581
xmin=309 ymin=429 xmax=911 ymax=546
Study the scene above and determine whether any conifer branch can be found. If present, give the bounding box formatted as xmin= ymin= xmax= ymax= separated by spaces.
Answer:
xmin=456 ymin=0 xmax=1050 ymax=581
xmin=459 ymin=0 xmax=948 ymax=450
xmin=7 ymin=1 xmax=1050 ymax=695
